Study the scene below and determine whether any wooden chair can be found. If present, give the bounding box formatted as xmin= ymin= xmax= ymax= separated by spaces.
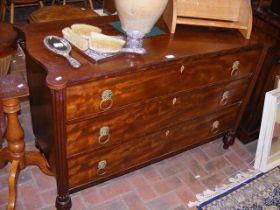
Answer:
xmin=51 ymin=0 xmax=94 ymax=11
xmin=28 ymin=5 xmax=98 ymax=23
xmin=0 ymin=0 xmax=44 ymax=24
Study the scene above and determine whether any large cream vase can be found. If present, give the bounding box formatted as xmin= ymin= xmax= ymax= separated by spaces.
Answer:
xmin=115 ymin=0 xmax=168 ymax=34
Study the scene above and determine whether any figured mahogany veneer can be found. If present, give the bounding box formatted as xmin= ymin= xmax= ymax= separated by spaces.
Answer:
xmin=66 ymin=79 xmax=249 ymax=157
xmin=19 ymin=15 xmax=267 ymax=210
xmin=66 ymin=50 xmax=258 ymax=120
xmin=68 ymin=105 xmax=239 ymax=189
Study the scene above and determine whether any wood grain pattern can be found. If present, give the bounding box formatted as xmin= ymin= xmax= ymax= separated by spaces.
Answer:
xmin=19 ymin=15 xmax=265 ymax=210
xmin=68 ymin=105 xmax=239 ymax=189
xmin=66 ymin=79 xmax=249 ymax=157
xmin=66 ymin=49 xmax=260 ymax=121
xmin=28 ymin=5 xmax=98 ymax=23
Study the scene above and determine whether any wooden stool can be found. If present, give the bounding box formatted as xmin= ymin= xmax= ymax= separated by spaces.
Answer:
xmin=0 ymin=73 xmax=52 ymax=210
xmin=0 ymin=23 xmax=17 ymax=76
xmin=28 ymin=5 xmax=98 ymax=23
xmin=0 ymin=0 xmax=44 ymax=24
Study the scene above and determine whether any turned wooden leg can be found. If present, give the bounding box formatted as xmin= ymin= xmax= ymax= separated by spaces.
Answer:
xmin=2 ymin=98 xmax=24 ymax=210
xmin=223 ymin=131 xmax=235 ymax=149
xmin=7 ymin=160 xmax=20 ymax=210
xmin=3 ymin=98 xmax=25 ymax=162
xmin=56 ymin=196 xmax=72 ymax=210
xmin=0 ymin=74 xmax=53 ymax=209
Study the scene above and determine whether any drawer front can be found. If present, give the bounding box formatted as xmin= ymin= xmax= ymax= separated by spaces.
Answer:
xmin=66 ymin=79 xmax=248 ymax=156
xmin=68 ymin=105 xmax=239 ymax=189
xmin=66 ymin=49 xmax=260 ymax=120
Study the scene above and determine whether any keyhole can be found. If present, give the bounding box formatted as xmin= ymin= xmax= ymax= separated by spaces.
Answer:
xmin=180 ymin=65 xmax=185 ymax=74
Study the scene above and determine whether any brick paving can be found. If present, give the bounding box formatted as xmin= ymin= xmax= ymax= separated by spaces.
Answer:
xmin=0 ymin=49 xmax=258 ymax=210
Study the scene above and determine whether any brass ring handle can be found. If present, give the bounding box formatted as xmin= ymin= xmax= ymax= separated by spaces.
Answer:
xmin=231 ymin=61 xmax=240 ymax=77
xmin=97 ymin=160 xmax=107 ymax=176
xmin=211 ymin=121 xmax=220 ymax=134
xmin=220 ymin=91 xmax=230 ymax=105
xmin=100 ymin=90 xmax=113 ymax=111
xmin=98 ymin=126 xmax=110 ymax=145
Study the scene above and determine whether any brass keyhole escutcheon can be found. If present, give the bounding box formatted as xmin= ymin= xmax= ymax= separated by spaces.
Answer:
xmin=211 ymin=121 xmax=220 ymax=134
xmin=99 ymin=126 xmax=110 ymax=145
xmin=165 ymin=130 xmax=170 ymax=136
xmin=100 ymin=90 xmax=113 ymax=111
xmin=172 ymin=97 xmax=177 ymax=105
xmin=220 ymin=91 xmax=229 ymax=105
xmin=231 ymin=61 xmax=240 ymax=77
xmin=97 ymin=160 xmax=107 ymax=175
xmin=180 ymin=65 xmax=185 ymax=74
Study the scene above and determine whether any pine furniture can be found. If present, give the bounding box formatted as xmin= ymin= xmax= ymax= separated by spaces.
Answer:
xmin=19 ymin=15 xmax=267 ymax=209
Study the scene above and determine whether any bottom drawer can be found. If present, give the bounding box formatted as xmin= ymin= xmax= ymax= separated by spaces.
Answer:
xmin=67 ymin=105 xmax=239 ymax=189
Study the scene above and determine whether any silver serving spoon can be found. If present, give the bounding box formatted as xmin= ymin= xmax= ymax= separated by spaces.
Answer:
xmin=43 ymin=36 xmax=81 ymax=69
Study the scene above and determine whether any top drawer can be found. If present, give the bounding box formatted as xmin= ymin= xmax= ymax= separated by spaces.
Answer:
xmin=66 ymin=49 xmax=260 ymax=120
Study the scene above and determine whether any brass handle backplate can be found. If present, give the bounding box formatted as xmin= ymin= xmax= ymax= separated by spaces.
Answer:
xmin=220 ymin=91 xmax=230 ymax=105
xmin=100 ymin=90 xmax=113 ymax=111
xmin=99 ymin=126 xmax=110 ymax=145
xmin=97 ymin=160 xmax=107 ymax=175
xmin=211 ymin=121 xmax=220 ymax=134
xmin=231 ymin=61 xmax=240 ymax=77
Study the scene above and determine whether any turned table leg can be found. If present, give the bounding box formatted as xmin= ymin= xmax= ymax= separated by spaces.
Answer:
xmin=0 ymin=96 xmax=53 ymax=210
xmin=1 ymin=98 xmax=25 ymax=210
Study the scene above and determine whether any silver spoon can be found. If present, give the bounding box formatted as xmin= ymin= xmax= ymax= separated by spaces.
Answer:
xmin=43 ymin=35 xmax=81 ymax=69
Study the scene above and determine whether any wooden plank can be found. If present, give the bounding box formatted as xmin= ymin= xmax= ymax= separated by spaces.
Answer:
xmin=177 ymin=17 xmax=248 ymax=30
xmin=177 ymin=0 xmax=241 ymax=22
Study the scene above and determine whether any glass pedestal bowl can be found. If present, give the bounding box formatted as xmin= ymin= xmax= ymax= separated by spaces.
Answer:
xmin=114 ymin=0 xmax=168 ymax=53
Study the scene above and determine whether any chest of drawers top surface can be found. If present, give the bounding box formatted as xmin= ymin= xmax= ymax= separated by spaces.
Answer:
xmin=21 ymin=15 xmax=262 ymax=89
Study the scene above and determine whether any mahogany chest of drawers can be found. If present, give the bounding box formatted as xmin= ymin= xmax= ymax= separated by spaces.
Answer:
xmin=21 ymin=16 xmax=266 ymax=209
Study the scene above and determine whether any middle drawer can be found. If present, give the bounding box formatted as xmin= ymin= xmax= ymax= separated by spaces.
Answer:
xmin=66 ymin=79 xmax=248 ymax=157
